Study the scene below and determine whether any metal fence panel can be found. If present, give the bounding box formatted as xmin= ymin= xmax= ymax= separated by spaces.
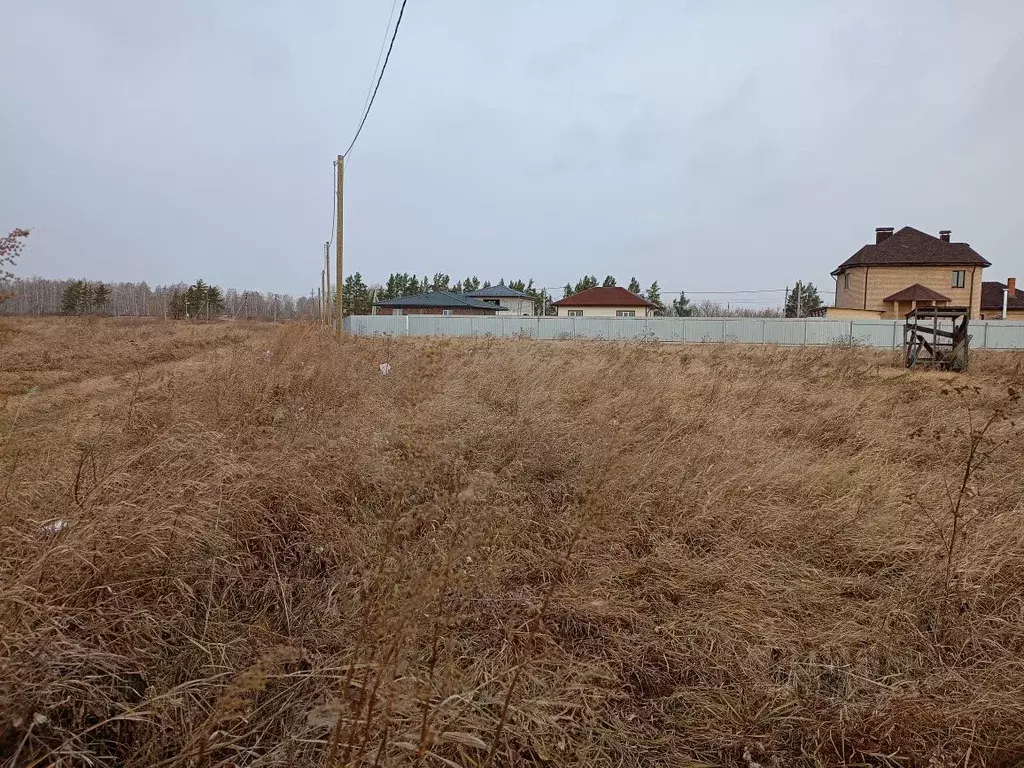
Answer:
xmin=980 ymin=321 xmax=1024 ymax=349
xmin=342 ymin=316 xmax=1024 ymax=349
xmin=849 ymin=320 xmax=899 ymax=347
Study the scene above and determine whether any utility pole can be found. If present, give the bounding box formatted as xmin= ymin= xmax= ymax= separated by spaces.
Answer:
xmin=324 ymin=242 xmax=331 ymax=329
xmin=335 ymin=155 xmax=345 ymax=338
xmin=796 ymin=282 xmax=802 ymax=319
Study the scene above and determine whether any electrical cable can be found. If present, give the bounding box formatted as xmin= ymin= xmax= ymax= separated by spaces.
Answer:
xmin=342 ymin=0 xmax=411 ymax=159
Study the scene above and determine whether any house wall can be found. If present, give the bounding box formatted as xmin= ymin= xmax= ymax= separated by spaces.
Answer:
xmin=497 ymin=297 xmax=535 ymax=316
xmin=834 ymin=265 xmax=984 ymax=319
xmin=375 ymin=307 xmax=497 ymax=316
xmin=555 ymin=305 xmax=652 ymax=317
xmin=825 ymin=307 xmax=884 ymax=320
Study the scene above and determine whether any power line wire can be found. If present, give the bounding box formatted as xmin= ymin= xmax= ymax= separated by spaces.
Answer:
xmin=327 ymin=162 xmax=337 ymax=249
xmin=343 ymin=0 xmax=411 ymax=159
xmin=357 ymin=0 xmax=401 ymax=129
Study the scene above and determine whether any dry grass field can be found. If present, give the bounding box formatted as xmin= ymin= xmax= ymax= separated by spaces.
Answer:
xmin=2 ymin=317 xmax=1024 ymax=768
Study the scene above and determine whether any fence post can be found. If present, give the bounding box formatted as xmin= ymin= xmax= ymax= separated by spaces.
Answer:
xmin=721 ymin=318 xmax=727 ymax=342
xmin=892 ymin=321 xmax=897 ymax=349
xmin=762 ymin=319 xmax=766 ymax=344
xmin=849 ymin=320 xmax=854 ymax=343
xmin=981 ymin=321 xmax=988 ymax=349
xmin=405 ymin=315 xmax=410 ymax=336
xmin=803 ymin=319 xmax=808 ymax=345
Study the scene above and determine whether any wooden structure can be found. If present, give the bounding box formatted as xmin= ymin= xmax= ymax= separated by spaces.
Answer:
xmin=903 ymin=306 xmax=970 ymax=371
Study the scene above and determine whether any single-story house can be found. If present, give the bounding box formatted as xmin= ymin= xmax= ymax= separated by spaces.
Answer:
xmin=551 ymin=286 xmax=655 ymax=318
xmin=465 ymin=284 xmax=536 ymax=315
xmin=981 ymin=278 xmax=1024 ymax=320
xmin=373 ymin=291 xmax=508 ymax=316
xmin=828 ymin=226 xmax=990 ymax=319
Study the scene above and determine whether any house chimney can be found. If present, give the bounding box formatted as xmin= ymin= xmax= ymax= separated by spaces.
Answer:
xmin=1009 ymin=277 xmax=1017 ymax=297
xmin=875 ymin=227 xmax=894 ymax=244
xmin=939 ymin=229 xmax=951 ymax=242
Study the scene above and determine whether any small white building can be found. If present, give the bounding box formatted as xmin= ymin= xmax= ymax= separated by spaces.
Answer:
xmin=551 ymin=286 xmax=655 ymax=317
xmin=465 ymin=284 xmax=537 ymax=316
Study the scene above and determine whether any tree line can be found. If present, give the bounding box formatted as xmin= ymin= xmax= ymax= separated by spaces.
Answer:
xmin=0 ymin=276 xmax=320 ymax=321
xmin=2 ymin=227 xmax=819 ymax=320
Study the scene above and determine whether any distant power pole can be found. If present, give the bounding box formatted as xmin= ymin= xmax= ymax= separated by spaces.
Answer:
xmin=796 ymin=282 xmax=802 ymax=318
xmin=335 ymin=154 xmax=345 ymax=338
xmin=324 ymin=242 xmax=331 ymax=329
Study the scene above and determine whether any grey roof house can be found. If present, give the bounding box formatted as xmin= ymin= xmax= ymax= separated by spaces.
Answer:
xmin=373 ymin=291 xmax=509 ymax=316
xmin=465 ymin=284 xmax=537 ymax=316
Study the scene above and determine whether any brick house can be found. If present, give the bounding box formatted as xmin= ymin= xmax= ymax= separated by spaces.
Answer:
xmin=981 ymin=278 xmax=1024 ymax=320
xmin=551 ymin=286 xmax=656 ymax=317
xmin=373 ymin=291 xmax=508 ymax=316
xmin=829 ymin=227 xmax=990 ymax=319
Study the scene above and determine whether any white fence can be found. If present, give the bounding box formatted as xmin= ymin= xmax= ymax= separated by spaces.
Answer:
xmin=343 ymin=315 xmax=1024 ymax=350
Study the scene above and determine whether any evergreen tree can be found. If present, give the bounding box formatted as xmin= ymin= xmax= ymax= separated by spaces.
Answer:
xmin=93 ymin=282 xmax=110 ymax=314
xmin=343 ymin=272 xmax=373 ymax=315
xmin=646 ymin=281 xmax=664 ymax=316
xmin=628 ymin=277 xmax=642 ymax=294
xmin=431 ymin=273 xmax=450 ymax=292
xmin=602 ymin=275 xmax=617 ymax=287
xmin=785 ymin=281 xmax=822 ymax=318
xmin=563 ymin=283 xmax=573 ymax=299
xmin=463 ymin=276 xmax=481 ymax=292
xmin=573 ymin=276 xmax=598 ymax=293
xmin=672 ymin=292 xmax=694 ymax=317
xmin=61 ymin=280 xmax=93 ymax=315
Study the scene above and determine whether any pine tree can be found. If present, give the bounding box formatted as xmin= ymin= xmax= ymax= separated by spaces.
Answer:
xmin=627 ymin=277 xmax=642 ymax=294
xmin=602 ymin=275 xmax=617 ymax=287
xmin=785 ymin=281 xmax=822 ymax=317
xmin=672 ymin=292 xmax=694 ymax=317
xmin=646 ymin=281 xmax=664 ymax=316
xmin=61 ymin=280 xmax=93 ymax=316
xmin=93 ymin=283 xmax=110 ymax=315
xmin=343 ymin=272 xmax=373 ymax=315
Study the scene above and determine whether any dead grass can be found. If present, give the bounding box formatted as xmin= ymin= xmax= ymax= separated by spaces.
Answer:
xmin=2 ymin=317 xmax=1024 ymax=767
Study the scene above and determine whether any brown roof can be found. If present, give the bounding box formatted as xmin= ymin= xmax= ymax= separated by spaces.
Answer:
xmin=832 ymin=226 xmax=990 ymax=275
xmin=551 ymin=286 xmax=654 ymax=307
xmin=981 ymin=281 xmax=1024 ymax=311
xmin=882 ymin=284 xmax=951 ymax=303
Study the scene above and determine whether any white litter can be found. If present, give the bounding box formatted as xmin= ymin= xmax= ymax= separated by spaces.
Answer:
xmin=379 ymin=362 xmax=392 ymax=376
xmin=40 ymin=519 xmax=69 ymax=535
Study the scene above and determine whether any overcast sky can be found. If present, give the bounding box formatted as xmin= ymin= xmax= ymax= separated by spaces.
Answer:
xmin=2 ymin=1 xmax=1023 ymax=306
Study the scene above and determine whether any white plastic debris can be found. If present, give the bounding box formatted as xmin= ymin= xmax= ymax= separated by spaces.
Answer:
xmin=379 ymin=362 xmax=392 ymax=376
xmin=40 ymin=519 xmax=69 ymax=535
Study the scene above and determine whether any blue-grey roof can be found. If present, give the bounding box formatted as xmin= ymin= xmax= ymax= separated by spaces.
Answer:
xmin=465 ymin=284 xmax=533 ymax=299
xmin=374 ymin=290 xmax=508 ymax=310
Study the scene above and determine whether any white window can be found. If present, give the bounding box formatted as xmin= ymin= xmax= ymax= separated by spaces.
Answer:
xmin=567 ymin=309 xmax=583 ymax=317
xmin=952 ymin=270 xmax=966 ymax=288
xmin=393 ymin=308 xmax=403 ymax=316
xmin=843 ymin=272 xmax=850 ymax=290
xmin=442 ymin=309 xmax=453 ymax=316
xmin=616 ymin=310 xmax=636 ymax=317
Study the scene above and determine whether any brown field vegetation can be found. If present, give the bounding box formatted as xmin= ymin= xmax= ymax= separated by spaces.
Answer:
xmin=2 ymin=317 xmax=1024 ymax=767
